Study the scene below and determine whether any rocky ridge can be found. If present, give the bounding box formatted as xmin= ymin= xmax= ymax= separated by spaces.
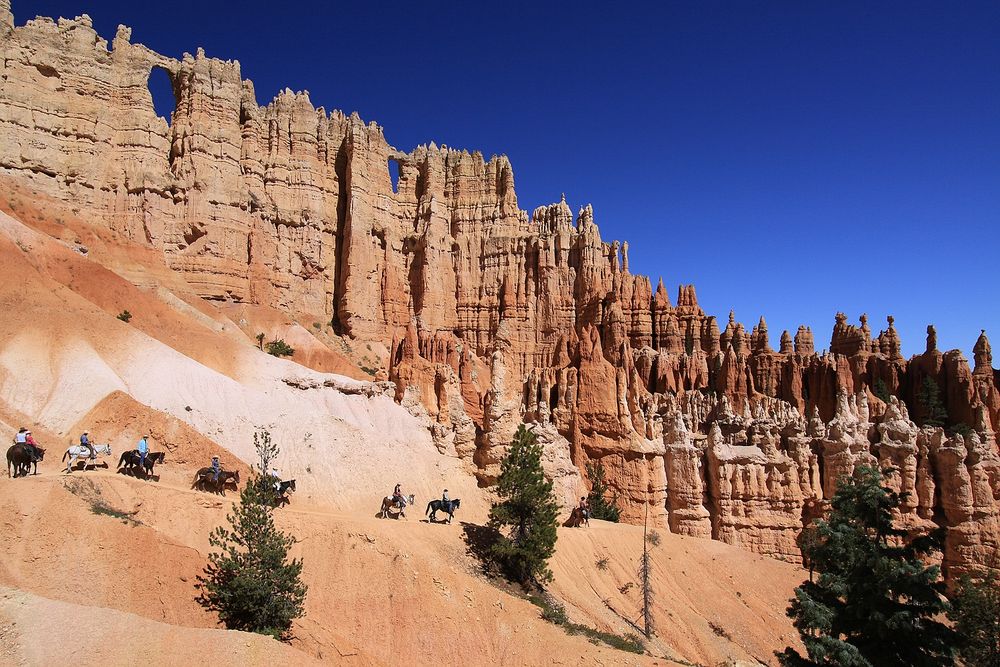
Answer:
xmin=2 ymin=1 xmax=998 ymax=582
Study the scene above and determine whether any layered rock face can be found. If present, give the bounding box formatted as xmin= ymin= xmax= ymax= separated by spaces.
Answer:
xmin=2 ymin=2 xmax=999 ymax=582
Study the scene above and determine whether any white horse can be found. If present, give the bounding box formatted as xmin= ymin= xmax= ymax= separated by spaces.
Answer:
xmin=379 ymin=494 xmax=415 ymax=519
xmin=62 ymin=444 xmax=112 ymax=473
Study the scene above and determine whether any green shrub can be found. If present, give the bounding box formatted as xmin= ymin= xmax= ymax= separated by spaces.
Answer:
xmin=265 ymin=339 xmax=295 ymax=357
xmin=917 ymin=376 xmax=948 ymax=427
xmin=586 ymin=461 xmax=621 ymax=522
xmin=117 ymin=310 xmax=133 ymax=323
xmin=949 ymin=573 xmax=1000 ymax=667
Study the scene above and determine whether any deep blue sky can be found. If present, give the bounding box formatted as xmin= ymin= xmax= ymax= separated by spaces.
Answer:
xmin=17 ymin=1 xmax=1000 ymax=358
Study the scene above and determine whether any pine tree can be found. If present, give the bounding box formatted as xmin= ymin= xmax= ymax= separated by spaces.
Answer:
xmin=198 ymin=430 xmax=306 ymax=639
xmin=917 ymin=376 xmax=948 ymax=428
xmin=873 ymin=377 xmax=891 ymax=403
xmin=586 ymin=461 xmax=621 ymax=522
xmin=777 ymin=465 xmax=956 ymax=667
xmin=488 ymin=425 xmax=560 ymax=585
xmin=948 ymin=573 xmax=1000 ymax=667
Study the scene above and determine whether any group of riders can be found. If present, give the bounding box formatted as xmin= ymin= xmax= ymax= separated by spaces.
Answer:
xmin=389 ymin=483 xmax=449 ymax=509
xmin=13 ymin=427 xmax=41 ymax=460
xmin=11 ymin=432 xmax=598 ymax=524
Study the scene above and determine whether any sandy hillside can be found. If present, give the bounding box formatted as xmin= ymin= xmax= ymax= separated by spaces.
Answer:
xmin=0 ymin=186 xmax=806 ymax=665
xmin=0 ymin=470 xmax=803 ymax=666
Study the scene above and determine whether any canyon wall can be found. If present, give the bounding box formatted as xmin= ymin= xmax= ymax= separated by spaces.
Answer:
xmin=2 ymin=2 xmax=999 ymax=581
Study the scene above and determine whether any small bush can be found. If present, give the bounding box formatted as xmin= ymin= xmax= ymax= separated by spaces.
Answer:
xmin=586 ymin=461 xmax=621 ymax=522
xmin=526 ymin=593 xmax=644 ymax=654
xmin=949 ymin=573 xmax=1000 ymax=667
xmin=873 ymin=377 xmax=891 ymax=403
xmin=90 ymin=501 xmax=138 ymax=525
xmin=595 ymin=557 xmax=609 ymax=571
xmin=265 ymin=339 xmax=295 ymax=357
xmin=709 ymin=620 xmax=732 ymax=640
xmin=117 ymin=310 xmax=133 ymax=323
xmin=645 ymin=530 xmax=662 ymax=547
xmin=948 ymin=422 xmax=973 ymax=438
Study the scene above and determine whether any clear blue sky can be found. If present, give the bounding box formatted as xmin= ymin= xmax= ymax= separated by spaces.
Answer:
xmin=18 ymin=1 xmax=1000 ymax=358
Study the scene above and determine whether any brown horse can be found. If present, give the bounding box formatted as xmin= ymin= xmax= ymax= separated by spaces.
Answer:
xmin=192 ymin=467 xmax=240 ymax=495
xmin=7 ymin=444 xmax=44 ymax=478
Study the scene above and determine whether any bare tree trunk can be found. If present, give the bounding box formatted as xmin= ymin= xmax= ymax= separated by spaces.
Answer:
xmin=640 ymin=501 xmax=653 ymax=638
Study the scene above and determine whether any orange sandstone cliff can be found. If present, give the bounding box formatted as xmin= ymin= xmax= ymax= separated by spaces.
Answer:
xmin=2 ymin=1 xmax=999 ymax=584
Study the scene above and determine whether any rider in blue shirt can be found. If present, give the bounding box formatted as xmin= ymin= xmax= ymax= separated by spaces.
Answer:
xmin=137 ymin=435 xmax=149 ymax=467
xmin=211 ymin=455 xmax=221 ymax=482
xmin=80 ymin=431 xmax=95 ymax=459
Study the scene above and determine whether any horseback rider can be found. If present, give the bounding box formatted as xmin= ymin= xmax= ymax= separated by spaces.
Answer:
xmin=24 ymin=430 xmax=41 ymax=462
xmin=15 ymin=427 xmax=28 ymax=455
xmin=137 ymin=434 xmax=149 ymax=468
xmin=210 ymin=455 xmax=221 ymax=482
xmin=15 ymin=427 xmax=39 ymax=461
xmin=393 ymin=482 xmax=405 ymax=508
xmin=80 ymin=431 xmax=95 ymax=459
xmin=270 ymin=467 xmax=281 ymax=494
xmin=442 ymin=488 xmax=450 ymax=504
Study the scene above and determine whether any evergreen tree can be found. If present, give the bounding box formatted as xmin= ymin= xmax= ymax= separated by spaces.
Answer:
xmin=948 ymin=573 xmax=1000 ymax=667
xmin=488 ymin=425 xmax=560 ymax=585
xmin=873 ymin=377 xmax=891 ymax=403
xmin=586 ymin=461 xmax=621 ymax=522
xmin=198 ymin=430 xmax=306 ymax=639
xmin=917 ymin=377 xmax=948 ymax=428
xmin=777 ymin=465 xmax=956 ymax=667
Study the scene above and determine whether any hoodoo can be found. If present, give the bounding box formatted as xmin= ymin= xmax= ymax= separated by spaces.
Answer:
xmin=1 ymin=1 xmax=998 ymax=589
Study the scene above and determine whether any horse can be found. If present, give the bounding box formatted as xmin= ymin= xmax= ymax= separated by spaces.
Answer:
xmin=425 ymin=498 xmax=461 ymax=524
xmin=192 ymin=468 xmax=240 ymax=495
xmin=6 ymin=444 xmax=44 ymax=478
xmin=117 ymin=450 xmax=166 ymax=478
xmin=273 ymin=479 xmax=296 ymax=506
xmin=567 ymin=506 xmax=590 ymax=527
xmin=379 ymin=493 xmax=415 ymax=519
xmin=62 ymin=443 xmax=112 ymax=473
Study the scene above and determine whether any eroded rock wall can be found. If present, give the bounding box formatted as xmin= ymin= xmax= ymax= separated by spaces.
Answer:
xmin=2 ymin=2 xmax=999 ymax=581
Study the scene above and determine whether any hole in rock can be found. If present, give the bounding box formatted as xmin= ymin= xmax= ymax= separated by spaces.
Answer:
xmin=388 ymin=158 xmax=400 ymax=194
xmin=148 ymin=66 xmax=177 ymax=126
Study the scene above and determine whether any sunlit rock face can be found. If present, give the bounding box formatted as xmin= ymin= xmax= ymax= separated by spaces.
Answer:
xmin=2 ymin=0 xmax=998 ymax=583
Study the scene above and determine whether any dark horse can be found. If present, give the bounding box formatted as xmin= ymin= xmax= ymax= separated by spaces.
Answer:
xmin=117 ymin=450 xmax=166 ymax=478
xmin=6 ymin=444 xmax=44 ymax=478
xmin=425 ymin=498 xmax=461 ymax=524
xmin=192 ymin=468 xmax=240 ymax=495
xmin=272 ymin=479 xmax=296 ymax=506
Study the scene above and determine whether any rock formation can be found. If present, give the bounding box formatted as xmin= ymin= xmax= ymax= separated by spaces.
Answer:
xmin=2 ymin=2 xmax=998 ymax=582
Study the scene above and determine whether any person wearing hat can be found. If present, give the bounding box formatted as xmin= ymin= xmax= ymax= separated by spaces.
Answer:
xmin=14 ymin=427 xmax=27 ymax=446
xmin=24 ymin=429 xmax=41 ymax=462
xmin=442 ymin=488 xmax=450 ymax=504
xmin=392 ymin=482 xmax=405 ymax=508
xmin=137 ymin=434 xmax=149 ymax=469
xmin=210 ymin=455 xmax=221 ymax=482
xmin=80 ymin=430 xmax=95 ymax=459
